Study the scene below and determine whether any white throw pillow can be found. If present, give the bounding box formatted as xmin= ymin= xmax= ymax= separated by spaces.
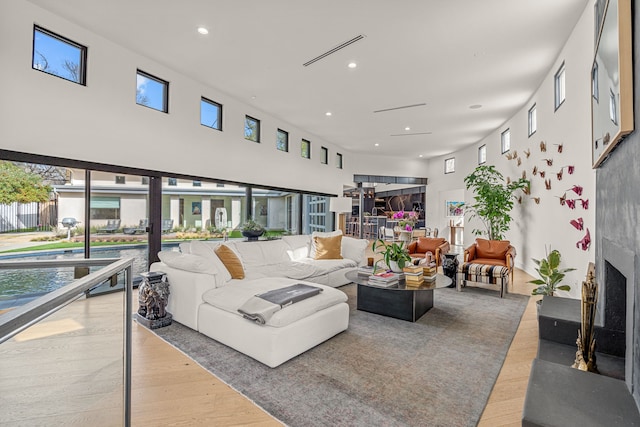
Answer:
xmin=341 ymin=236 xmax=369 ymax=265
xmin=157 ymin=251 xmax=218 ymax=275
xmin=189 ymin=240 xmax=232 ymax=283
xmin=282 ymin=234 xmax=311 ymax=260
xmin=286 ymin=246 xmax=309 ymax=261
xmin=309 ymin=230 xmax=342 ymax=258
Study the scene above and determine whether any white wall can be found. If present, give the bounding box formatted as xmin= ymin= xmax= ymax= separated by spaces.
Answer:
xmin=0 ymin=0 xmax=354 ymax=196
xmin=425 ymin=2 xmax=595 ymax=298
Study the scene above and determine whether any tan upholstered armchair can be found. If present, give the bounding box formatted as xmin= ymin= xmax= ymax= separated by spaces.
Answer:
xmin=463 ymin=238 xmax=516 ymax=281
xmin=407 ymin=237 xmax=450 ymax=266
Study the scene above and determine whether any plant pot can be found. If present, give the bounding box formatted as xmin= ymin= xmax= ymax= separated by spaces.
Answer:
xmin=242 ymin=230 xmax=264 ymax=241
xmin=389 ymin=261 xmax=403 ymax=273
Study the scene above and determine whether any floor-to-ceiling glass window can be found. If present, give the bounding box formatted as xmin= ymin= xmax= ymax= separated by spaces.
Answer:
xmin=251 ymin=187 xmax=300 ymax=236
xmin=162 ymin=179 xmax=247 ymax=241
xmin=88 ymin=170 xmax=149 ymax=295
xmin=303 ymin=195 xmax=332 ymax=234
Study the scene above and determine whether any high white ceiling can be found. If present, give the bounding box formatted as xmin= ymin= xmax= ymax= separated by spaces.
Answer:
xmin=28 ymin=0 xmax=589 ymax=161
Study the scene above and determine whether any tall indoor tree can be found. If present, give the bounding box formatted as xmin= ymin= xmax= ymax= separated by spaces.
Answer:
xmin=463 ymin=165 xmax=529 ymax=241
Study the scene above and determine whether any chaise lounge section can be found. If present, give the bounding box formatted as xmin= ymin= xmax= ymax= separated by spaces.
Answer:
xmin=149 ymin=232 xmax=368 ymax=367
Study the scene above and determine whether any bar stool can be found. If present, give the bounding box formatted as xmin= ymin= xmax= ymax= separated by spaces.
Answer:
xmin=347 ymin=219 xmax=359 ymax=236
xmin=362 ymin=221 xmax=374 ymax=239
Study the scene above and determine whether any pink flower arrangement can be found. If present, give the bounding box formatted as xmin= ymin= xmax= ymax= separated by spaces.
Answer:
xmin=393 ymin=210 xmax=418 ymax=231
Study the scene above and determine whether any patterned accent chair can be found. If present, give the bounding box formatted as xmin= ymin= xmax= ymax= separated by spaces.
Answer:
xmin=407 ymin=237 xmax=450 ymax=267
xmin=457 ymin=238 xmax=516 ymax=298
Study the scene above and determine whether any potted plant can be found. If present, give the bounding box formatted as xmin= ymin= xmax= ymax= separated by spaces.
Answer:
xmin=241 ymin=218 xmax=265 ymax=241
xmin=529 ymin=248 xmax=576 ymax=297
xmin=393 ymin=210 xmax=418 ymax=231
xmin=372 ymin=239 xmax=412 ymax=272
xmin=463 ymin=165 xmax=529 ymax=241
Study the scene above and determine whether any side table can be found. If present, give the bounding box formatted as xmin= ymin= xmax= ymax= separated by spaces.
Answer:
xmin=442 ymin=253 xmax=459 ymax=288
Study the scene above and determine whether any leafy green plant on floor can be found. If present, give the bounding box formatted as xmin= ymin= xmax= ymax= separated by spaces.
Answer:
xmin=529 ymin=248 xmax=576 ymax=296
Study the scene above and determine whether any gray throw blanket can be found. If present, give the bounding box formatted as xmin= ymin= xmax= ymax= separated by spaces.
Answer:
xmin=237 ymin=284 xmax=323 ymax=325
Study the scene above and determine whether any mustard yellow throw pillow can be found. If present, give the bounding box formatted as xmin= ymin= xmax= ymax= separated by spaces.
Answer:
xmin=313 ymin=235 xmax=343 ymax=260
xmin=214 ymin=245 xmax=245 ymax=279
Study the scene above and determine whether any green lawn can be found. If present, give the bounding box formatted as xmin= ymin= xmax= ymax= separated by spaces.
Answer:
xmin=0 ymin=240 xmax=150 ymax=254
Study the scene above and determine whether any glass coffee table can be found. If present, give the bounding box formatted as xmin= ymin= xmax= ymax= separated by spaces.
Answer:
xmin=345 ymin=270 xmax=452 ymax=322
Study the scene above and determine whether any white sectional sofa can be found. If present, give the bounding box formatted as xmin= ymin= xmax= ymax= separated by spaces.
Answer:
xmin=149 ymin=232 xmax=368 ymax=367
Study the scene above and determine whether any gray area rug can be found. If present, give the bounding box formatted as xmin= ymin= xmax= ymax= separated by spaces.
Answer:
xmin=154 ymin=284 xmax=528 ymax=427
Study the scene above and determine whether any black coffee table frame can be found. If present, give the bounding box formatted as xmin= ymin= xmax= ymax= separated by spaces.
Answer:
xmin=346 ymin=270 xmax=452 ymax=322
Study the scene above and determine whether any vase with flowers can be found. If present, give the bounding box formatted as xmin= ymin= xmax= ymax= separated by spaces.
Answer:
xmin=393 ymin=210 xmax=418 ymax=231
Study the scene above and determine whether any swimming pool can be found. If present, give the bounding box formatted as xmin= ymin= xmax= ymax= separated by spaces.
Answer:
xmin=0 ymin=244 xmax=179 ymax=300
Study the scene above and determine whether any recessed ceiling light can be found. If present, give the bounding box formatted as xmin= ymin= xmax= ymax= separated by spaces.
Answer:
xmin=325 ymin=111 xmax=332 ymax=116
xmin=374 ymin=143 xmax=379 ymax=147
xmin=419 ymin=154 xmax=423 ymax=158
xmin=469 ymin=104 xmax=482 ymax=109
xmin=197 ymin=27 xmax=209 ymax=35
xmin=348 ymin=62 xmax=357 ymax=69
xmin=251 ymin=95 xmax=256 ymax=100
xmin=405 ymin=127 xmax=411 ymax=131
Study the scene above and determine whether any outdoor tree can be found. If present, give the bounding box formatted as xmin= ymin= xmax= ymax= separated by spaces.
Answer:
xmin=136 ymin=88 xmax=149 ymax=106
xmin=20 ymin=163 xmax=68 ymax=185
xmin=0 ymin=161 xmax=52 ymax=205
xmin=33 ymin=51 xmax=80 ymax=83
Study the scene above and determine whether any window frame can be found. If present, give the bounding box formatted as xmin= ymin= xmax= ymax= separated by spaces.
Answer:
xmin=321 ymin=146 xmax=328 ymax=164
xmin=89 ymin=196 xmax=121 ymax=220
xmin=592 ymin=62 xmax=599 ymax=102
xmin=336 ymin=153 xmax=343 ymax=169
xmin=167 ymin=178 xmax=177 ymax=186
xmin=554 ymin=62 xmax=566 ymax=110
xmin=609 ymin=89 xmax=618 ymax=125
xmin=115 ymin=175 xmax=125 ymax=184
xmin=501 ymin=128 xmax=511 ymax=154
xmin=478 ymin=145 xmax=487 ymax=165
xmin=528 ymin=104 xmax=537 ymax=137
xmin=136 ymin=69 xmax=169 ymax=113
xmin=244 ymin=115 xmax=260 ymax=142
xmin=32 ymin=25 xmax=87 ymax=86
xmin=276 ymin=128 xmax=289 ymax=152
xmin=200 ymin=97 xmax=223 ymax=131
xmin=301 ymin=139 xmax=311 ymax=159
xmin=192 ymin=180 xmax=202 ymax=187
xmin=444 ymin=157 xmax=455 ymax=174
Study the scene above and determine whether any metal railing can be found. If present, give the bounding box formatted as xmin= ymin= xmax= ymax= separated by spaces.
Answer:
xmin=0 ymin=257 xmax=133 ymax=426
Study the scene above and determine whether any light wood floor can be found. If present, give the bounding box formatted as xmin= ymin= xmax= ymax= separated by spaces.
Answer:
xmin=0 ymin=250 xmax=539 ymax=426
xmin=478 ymin=268 xmax=540 ymax=426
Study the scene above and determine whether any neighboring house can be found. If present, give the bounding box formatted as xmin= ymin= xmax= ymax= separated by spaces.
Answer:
xmin=53 ymin=169 xmax=313 ymax=233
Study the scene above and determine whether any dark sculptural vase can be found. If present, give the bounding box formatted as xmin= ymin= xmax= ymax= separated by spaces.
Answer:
xmin=242 ymin=230 xmax=264 ymax=241
xmin=442 ymin=253 xmax=459 ymax=288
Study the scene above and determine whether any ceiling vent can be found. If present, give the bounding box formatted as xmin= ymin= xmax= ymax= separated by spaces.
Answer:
xmin=373 ymin=103 xmax=427 ymax=113
xmin=390 ymin=132 xmax=432 ymax=136
xmin=303 ymin=34 xmax=366 ymax=67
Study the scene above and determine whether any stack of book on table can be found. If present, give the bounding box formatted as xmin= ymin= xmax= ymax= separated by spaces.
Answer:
xmin=357 ymin=266 xmax=375 ymax=277
xmin=421 ymin=263 xmax=437 ymax=282
xmin=367 ymin=272 xmax=400 ymax=287
xmin=403 ymin=265 xmax=424 ymax=286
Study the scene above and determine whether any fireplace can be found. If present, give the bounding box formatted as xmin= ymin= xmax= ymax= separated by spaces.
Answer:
xmin=598 ymin=238 xmax=636 ymax=391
